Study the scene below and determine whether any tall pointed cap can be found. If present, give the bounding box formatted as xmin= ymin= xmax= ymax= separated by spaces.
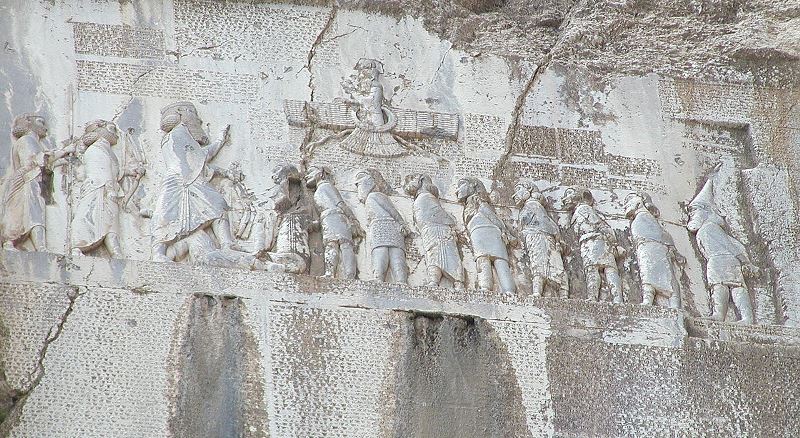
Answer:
xmin=689 ymin=174 xmax=718 ymax=214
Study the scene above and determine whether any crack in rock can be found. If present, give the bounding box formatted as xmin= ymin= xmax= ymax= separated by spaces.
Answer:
xmin=300 ymin=3 xmax=339 ymax=162
xmin=491 ymin=0 xmax=585 ymax=197
xmin=111 ymin=67 xmax=155 ymax=123
xmin=1 ymin=287 xmax=84 ymax=432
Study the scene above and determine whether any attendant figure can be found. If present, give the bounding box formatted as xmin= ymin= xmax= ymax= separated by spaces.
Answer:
xmin=456 ymin=178 xmax=516 ymax=295
xmin=513 ymin=181 xmax=568 ymax=298
xmin=563 ymin=188 xmax=624 ymax=303
xmin=253 ymin=164 xmax=313 ymax=274
xmin=71 ymin=120 xmax=145 ymax=258
xmin=687 ymin=171 xmax=757 ymax=323
xmin=404 ymin=173 xmax=464 ymax=289
xmin=625 ymin=192 xmax=684 ymax=309
xmin=304 ymin=166 xmax=363 ymax=279
xmin=355 ymin=169 xmax=410 ymax=283
xmin=2 ymin=114 xmax=75 ymax=251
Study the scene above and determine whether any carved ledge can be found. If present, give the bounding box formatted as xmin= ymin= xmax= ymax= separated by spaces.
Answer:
xmin=3 ymin=250 xmax=797 ymax=351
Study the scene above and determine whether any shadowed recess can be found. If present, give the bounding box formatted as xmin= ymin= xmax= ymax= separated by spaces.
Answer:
xmin=168 ymin=295 xmax=268 ymax=438
xmin=391 ymin=313 xmax=531 ymax=437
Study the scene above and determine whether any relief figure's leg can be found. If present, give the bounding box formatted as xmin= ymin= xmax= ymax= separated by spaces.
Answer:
xmin=389 ymin=247 xmax=408 ymax=284
xmin=324 ymin=241 xmax=341 ymax=278
xmin=668 ymin=292 xmax=681 ymax=310
xmin=372 ymin=246 xmax=390 ymax=282
xmin=711 ymin=284 xmax=731 ymax=321
xmin=585 ymin=266 xmax=601 ymax=301
xmin=212 ymin=218 xmax=239 ymax=251
xmin=152 ymin=241 xmax=169 ymax=262
xmin=339 ymin=241 xmax=357 ymax=279
xmin=606 ymin=267 xmax=623 ymax=304
xmin=105 ymin=232 xmax=124 ymax=259
xmin=732 ymin=286 xmax=755 ymax=324
xmin=426 ymin=264 xmax=443 ymax=287
xmin=30 ymin=225 xmax=46 ymax=251
xmin=531 ymin=275 xmax=545 ymax=297
xmin=559 ymin=274 xmax=570 ymax=299
xmin=494 ymin=259 xmax=516 ymax=295
xmin=476 ymin=256 xmax=493 ymax=291
xmin=641 ymin=284 xmax=656 ymax=306
xmin=668 ymin=267 xmax=682 ymax=309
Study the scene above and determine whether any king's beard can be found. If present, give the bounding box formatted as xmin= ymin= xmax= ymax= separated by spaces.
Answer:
xmin=184 ymin=119 xmax=210 ymax=145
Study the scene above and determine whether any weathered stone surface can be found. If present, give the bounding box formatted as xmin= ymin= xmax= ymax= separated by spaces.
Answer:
xmin=2 ymin=251 xmax=799 ymax=436
xmin=2 ymin=0 xmax=800 ymax=435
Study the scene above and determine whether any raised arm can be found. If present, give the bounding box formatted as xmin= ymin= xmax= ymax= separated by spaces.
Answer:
xmin=206 ymin=125 xmax=231 ymax=161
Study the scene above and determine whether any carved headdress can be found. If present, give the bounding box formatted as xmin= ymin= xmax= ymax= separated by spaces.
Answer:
xmin=272 ymin=163 xmax=302 ymax=184
xmin=687 ymin=175 xmax=726 ymax=230
xmin=513 ymin=180 xmax=545 ymax=205
xmin=515 ymin=180 xmax=540 ymax=194
xmin=457 ymin=177 xmax=492 ymax=223
xmin=562 ymin=187 xmax=594 ymax=210
xmin=160 ymin=101 xmax=208 ymax=145
xmin=688 ymin=177 xmax=718 ymax=214
xmin=305 ymin=165 xmax=335 ymax=188
xmin=81 ymin=119 xmax=119 ymax=147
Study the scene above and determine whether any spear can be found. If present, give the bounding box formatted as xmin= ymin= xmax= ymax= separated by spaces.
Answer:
xmin=64 ymin=86 xmax=75 ymax=255
xmin=122 ymin=128 xmax=146 ymax=212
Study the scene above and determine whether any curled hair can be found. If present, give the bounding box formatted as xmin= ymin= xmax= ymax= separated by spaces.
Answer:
xmin=307 ymin=165 xmax=333 ymax=183
xmin=458 ymin=177 xmax=489 ymax=200
xmin=626 ymin=191 xmax=660 ymax=218
xmin=11 ymin=114 xmax=43 ymax=140
xmin=514 ymin=180 xmax=539 ymax=195
xmin=458 ymin=178 xmax=490 ymax=223
xmin=273 ymin=163 xmax=302 ymax=183
xmin=81 ymin=131 xmax=100 ymax=147
xmin=81 ymin=119 xmax=118 ymax=147
xmin=420 ymin=174 xmax=439 ymax=198
xmin=355 ymin=58 xmax=384 ymax=74
xmin=563 ymin=187 xmax=594 ymax=209
xmin=160 ymin=101 xmax=200 ymax=134
xmin=404 ymin=173 xmax=439 ymax=198
xmin=160 ymin=113 xmax=181 ymax=133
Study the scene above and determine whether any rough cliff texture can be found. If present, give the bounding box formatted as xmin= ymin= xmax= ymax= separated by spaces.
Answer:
xmin=2 ymin=252 xmax=800 ymax=437
xmin=1 ymin=0 xmax=800 ymax=436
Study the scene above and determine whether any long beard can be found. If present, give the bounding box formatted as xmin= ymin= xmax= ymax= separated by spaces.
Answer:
xmin=463 ymin=194 xmax=481 ymax=224
xmin=186 ymin=121 xmax=209 ymax=145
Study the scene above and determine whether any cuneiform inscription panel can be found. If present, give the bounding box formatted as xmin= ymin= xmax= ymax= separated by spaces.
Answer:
xmin=463 ymin=113 xmax=507 ymax=154
xmin=173 ymin=0 xmax=330 ymax=65
xmin=267 ymin=304 xmax=398 ymax=437
xmin=508 ymin=125 xmax=662 ymax=191
xmin=513 ymin=125 xmax=605 ymax=164
xmin=73 ymin=22 xmax=165 ymax=59
xmin=77 ymin=60 xmax=257 ymax=103
xmin=9 ymin=287 xmax=184 ymax=437
xmin=658 ymin=79 xmax=754 ymax=124
xmin=491 ymin=320 xmax=553 ymax=436
xmin=0 ymin=283 xmax=73 ymax=391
